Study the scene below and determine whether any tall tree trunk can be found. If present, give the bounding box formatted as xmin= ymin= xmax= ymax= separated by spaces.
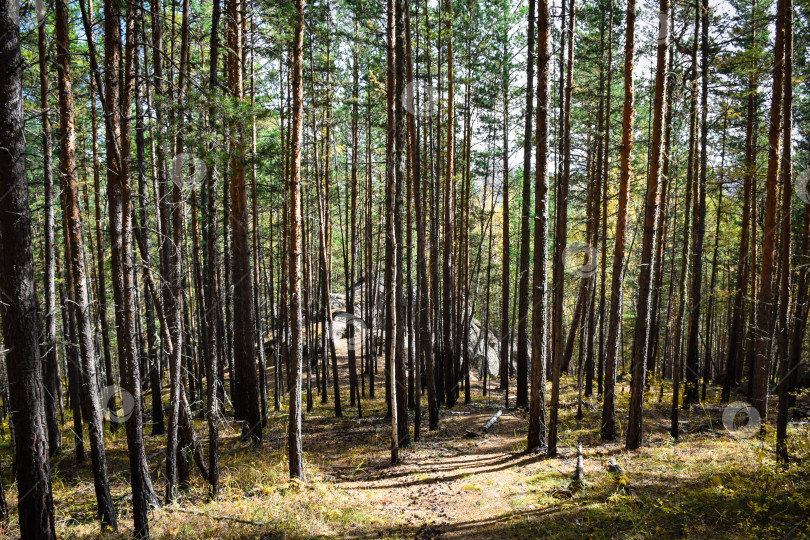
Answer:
xmin=600 ymin=0 xmax=636 ymax=442
xmin=527 ymin=0 xmax=551 ymax=453
xmin=0 ymin=1 xmax=56 ymax=533
xmin=597 ymin=0 xmax=615 ymax=398
xmin=549 ymin=0 xmax=574 ymax=456
xmin=516 ymin=0 xmax=535 ymax=409
xmin=249 ymin=9 xmax=268 ymax=429
xmin=500 ymin=18 xmax=510 ymax=407
xmin=347 ymin=18 xmax=361 ymax=413
xmin=227 ymin=0 xmax=261 ymax=441
xmin=442 ymin=0 xmax=457 ymax=408
xmin=79 ymin=0 xmax=160 ymax=531
xmin=55 ymin=0 xmax=117 ymax=525
xmin=684 ymin=0 xmax=710 ymax=405
xmin=288 ymin=0 xmax=306 ymax=481
xmin=752 ymin=0 xmax=787 ymax=425
xmin=394 ymin=0 xmax=409 ymax=448
xmin=775 ymin=0 xmax=793 ymax=462
xmin=37 ymin=1 xmax=63 ymax=455
xmin=165 ymin=0 xmax=191 ymax=501
xmin=670 ymin=0 xmax=699 ymax=439
xmin=202 ymin=0 xmax=221 ymax=499
xmin=626 ymin=0 xmax=667 ymax=450
xmin=648 ymin=38 xmax=674 ymax=383
xmin=722 ymin=0 xmax=757 ymax=401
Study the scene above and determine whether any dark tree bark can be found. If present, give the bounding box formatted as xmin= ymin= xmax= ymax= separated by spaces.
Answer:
xmin=227 ymin=0 xmax=261 ymax=442
xmin=752 ymin=0 xmax=787 ymax=426
xmin=165 ymin=0 xmax=191 ymax=501
xmin=249 ymin=9 xmax=268 ymax=429
xmin=500 ymin=19 xmax=511 ymax=407
xmin=516 ymin=0 xmax=535 ymax=410
xmin=670 ymin=0 xmax=699 ymax=440
xmin=0 ymin=1 xmax=57 ymax=534
xmin=347 ymin=25 xmax=360 ymax=412
xmin=775 ymin=0 xmax=793 ymax=462
xmin=407 ymin=1 xmax=438 ymax=431
xmin=36 ymin=0 xmax=63 ymax=456
xmin=548 ymin=0 xmax=574 ymax=456
xmin=527 ymin=0 xmax=550 ymax=454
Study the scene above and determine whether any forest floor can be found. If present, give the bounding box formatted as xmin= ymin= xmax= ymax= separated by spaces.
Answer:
xmin=2 ymin=343 xmax=809 ymax=539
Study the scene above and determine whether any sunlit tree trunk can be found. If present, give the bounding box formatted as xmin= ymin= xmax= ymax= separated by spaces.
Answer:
xmin=752 ymin=0 xmax=787 ymax=426
xmin=288 ymin=0 xmax=306 ymax=481
xmin=627 ymin=0 xmax=667 ymax=450
xmin=600 ymin=0 xmax=636 ymax=442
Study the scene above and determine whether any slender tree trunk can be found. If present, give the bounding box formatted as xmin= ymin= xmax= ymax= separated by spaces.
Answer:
xmin=722 ymin=45 xmax=755 ymax=399
xmin=548 ymin=0 xmax=574 ymax=456
xmin=670 ymin=0 xmax=699 ymax=439
xmin=37 ymin=1 xmax=63 ymax=456
xmin=752 ymin=0 xmax=787 ymax=426
xmin=775 ymin=0 xmax=793 ymax=461
xmin=202 ymin=0 xmax=221 ymax=499
xmin=347 ymin=19 xmax=360 ymax=412
xmin=443 ymin=0 xmax=457 ymax=408
xmin=500 ymin=21 xmax=511 ymax=407
xmin=626 ymin=0 xmax=667 ymax=450
xmin=249 ymin=11 xmax=268 ymax=429
xmin=79 ymin=0 xmax=160 ymax=531
xmin=527 ymin=0 xmax=551 ymax=453
xmin=684 ymin=0 xmax=710 ymax=405
xmin=600 ymin=0 xmax=636 ymax=442
xmin=0 ymin=1 xmax=56 ymax=533
xmin=55 ymin=0 xmax=117 ymax=524
xmin=597 ymin=0 xmax=614 ymax=397
xmin=288 ymin=0 xmax=306 ymax=481
xmin=394 ymin=0 xmax=409 ymax=448
xmin=516 ymin=0 xmax=535 ymax=409
xmin=227 ymin=0 xmax=261 ymax=442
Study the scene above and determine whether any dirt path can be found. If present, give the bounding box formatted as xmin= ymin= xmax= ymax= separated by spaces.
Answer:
xmin=306 ymin=392 xmax=559 ymax=538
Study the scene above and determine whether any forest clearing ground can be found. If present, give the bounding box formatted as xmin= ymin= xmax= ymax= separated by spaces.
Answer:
xmin=1 ymin=340 xmax=809 ymax=539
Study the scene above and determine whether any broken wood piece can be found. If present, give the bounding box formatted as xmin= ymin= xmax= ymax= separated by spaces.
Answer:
xmin=570 ymin=439 xmax=585 ymax=491
xmin=483 ymin=410 xmax=503 ymax=432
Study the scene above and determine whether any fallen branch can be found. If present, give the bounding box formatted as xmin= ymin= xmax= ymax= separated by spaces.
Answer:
xmin=483 ymin=410 xmax=503 ymax=432
xmin=167 ymin=506 xmax=265 ymax=526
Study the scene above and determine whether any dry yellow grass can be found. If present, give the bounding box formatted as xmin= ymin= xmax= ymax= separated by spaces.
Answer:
xmin=0 ymin=366 xmax=807 ymax=539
